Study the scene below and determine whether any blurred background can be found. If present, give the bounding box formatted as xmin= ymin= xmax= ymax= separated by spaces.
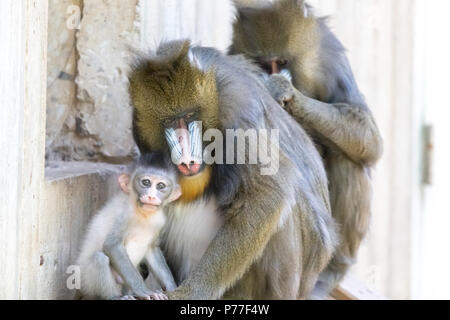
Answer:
xmin=1 ymin=0 xmax=449 ymax=300
xmin=305 ymin=0 xmax=450 ymax=300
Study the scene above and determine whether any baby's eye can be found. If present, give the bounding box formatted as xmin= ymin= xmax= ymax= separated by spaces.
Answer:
xmin=157 ymin=182 xmax=166 ymax=190
xmin=141 ymin=179 xmax=151 ymax=187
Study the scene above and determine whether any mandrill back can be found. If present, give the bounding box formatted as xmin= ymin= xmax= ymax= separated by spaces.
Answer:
xmin=202 ymin=47 xmax=337 ymax=299
xmin=193 ymin=46 xmax=330 ymax=201
xmin=129 ymin=41 xmax=337 ymax=299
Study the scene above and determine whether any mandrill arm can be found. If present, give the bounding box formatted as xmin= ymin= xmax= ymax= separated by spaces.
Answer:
xmin=266 ymin=74 xmax=383 ymax=167
xmin=167 ymin=174 xmax=285 ymax=300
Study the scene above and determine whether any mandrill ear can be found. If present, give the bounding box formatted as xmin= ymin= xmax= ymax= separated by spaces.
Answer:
xmin=168 ymin=184 xmax=182 ymax=203
xmin=231 ymin=0 xmax=260 ymax=8
xmin=137 ymin=40 xmax=192 ymax=73
xmin=188 ymin=49 xmax=206 ymax=73
xmin=118 ymin=174 xmax=131 ymax=194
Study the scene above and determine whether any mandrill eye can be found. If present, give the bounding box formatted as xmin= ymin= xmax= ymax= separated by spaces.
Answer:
xmin=141 ymin=179 xmax=151 ymax=187
xmin=157 ymin=182 xmax=166 ymax=190
xmin=278 ymin=59 xmax=288 ymax=67
xmin=163 ymin=118 xmax=177 ymax=128
xmin=185 ymin=112 xmax=195 ymax=121
xmin=258 ymin=62 xmax=271 ymax=74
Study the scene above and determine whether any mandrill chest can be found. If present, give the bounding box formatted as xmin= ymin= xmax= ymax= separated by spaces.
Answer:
xmin=161 ymin=196 xmax=224 ymax=284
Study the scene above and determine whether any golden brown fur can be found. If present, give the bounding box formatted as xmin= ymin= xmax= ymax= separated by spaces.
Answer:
xmin=130 ymin=42 xmax=219 ymax=153
xmin=178 ymin=165 xmax=212 ymax=203
xmin=231 ymin=0 xmax=322 ymax=96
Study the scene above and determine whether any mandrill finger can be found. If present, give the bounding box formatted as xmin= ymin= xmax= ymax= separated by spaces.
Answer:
xmin=159 ymin=293 xmax=168 ymax=300
xmin=154 ymin=293 xmax=168 ymax=300
xmin=149 ymin=293 xmax=159 ymax=300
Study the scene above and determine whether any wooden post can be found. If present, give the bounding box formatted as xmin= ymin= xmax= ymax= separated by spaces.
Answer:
xmin=0 ymin=0 xmax=48 ymax=299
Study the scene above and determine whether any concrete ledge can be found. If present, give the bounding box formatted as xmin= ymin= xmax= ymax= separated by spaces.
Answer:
xmin=38 ymin=163 xmax=124 ymax=299
xmin=45 ymin=161 xmax=127 ymax=182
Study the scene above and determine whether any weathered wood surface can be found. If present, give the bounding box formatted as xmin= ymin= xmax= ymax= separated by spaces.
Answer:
xmin=0 ymin=0 xmax=48 ymax=300
xmin=39 ymin=170 xmax=119 ymax=299
xmin=331 ymin=275 xmax=386 ymax=300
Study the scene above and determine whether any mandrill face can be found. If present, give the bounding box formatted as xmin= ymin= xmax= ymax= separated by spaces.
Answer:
xmin=231 ymin=0 xmax=319 ymax=89
xmin=129 ymin=40 xmax=219 ymax=180
xmin=163 ymin=111 xmax=203 ymax=176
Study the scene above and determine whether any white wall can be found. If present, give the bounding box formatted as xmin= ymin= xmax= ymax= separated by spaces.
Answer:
xmin=139 ymin=0 xmax=235 ymax=51
xmin=312 ymin=0 xmax=450 ymax=300
xmin=417 ymin=0 xmax=450 ymax=300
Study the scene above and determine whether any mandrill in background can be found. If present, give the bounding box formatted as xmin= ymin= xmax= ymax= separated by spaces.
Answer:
xmin=230 ymin=0 xmax=383 ymax=298
xmin=128 ymin=40 xmax=337 ymax=300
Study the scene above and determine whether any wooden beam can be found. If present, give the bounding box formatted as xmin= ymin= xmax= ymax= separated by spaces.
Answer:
xmin=331 ymin=274 xmax=386 ymax=300
xmin=0 ymin=0 xmax=48 ymax=299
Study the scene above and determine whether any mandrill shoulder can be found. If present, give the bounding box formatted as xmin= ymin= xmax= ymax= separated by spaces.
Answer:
xmin=191 ymin=46 xmax=277 ymax=130
xmin=301 ymin=18 xmax=366 ymax=105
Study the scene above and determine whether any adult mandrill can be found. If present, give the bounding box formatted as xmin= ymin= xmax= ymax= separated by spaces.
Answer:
xmin=230 ymin=0 xmax=383 ymax=297
xmin=128 ymin=40 xmax=337 ymax=299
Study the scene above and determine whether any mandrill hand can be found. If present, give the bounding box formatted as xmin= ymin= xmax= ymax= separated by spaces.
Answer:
xmin=129 ymin=286 xmax=168 ymax=300
xmin=148 ymin=291 xmax=169 ymax=300
xmin=264 ymin=73 xmax=295 ymax=110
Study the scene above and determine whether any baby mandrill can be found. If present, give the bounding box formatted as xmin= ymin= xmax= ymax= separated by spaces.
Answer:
xmin=76 ymin=153 xmax=181 ymax=300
